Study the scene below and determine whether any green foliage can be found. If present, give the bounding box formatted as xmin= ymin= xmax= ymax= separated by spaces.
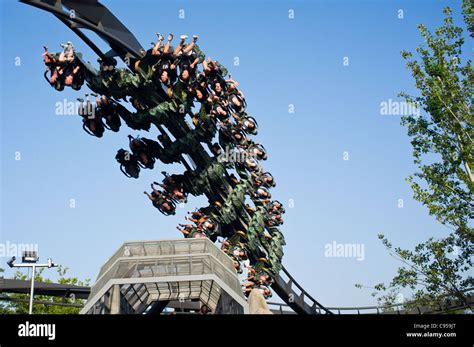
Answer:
xmin=0 ymin=267 xmax=10 ymax=314
xmin=399 ymin=5 xmax=473 ymax=233
xmin=0 ymin=266 xmax=90 ymax=314
xmin=369 ymin=234 xmax=473 ymax=312
xmin=358 ymin=1 xmax=473 ymax=313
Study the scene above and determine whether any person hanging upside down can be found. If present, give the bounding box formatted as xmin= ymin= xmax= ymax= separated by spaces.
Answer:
xmin=144 ymin=184 xmax=176 ymax=215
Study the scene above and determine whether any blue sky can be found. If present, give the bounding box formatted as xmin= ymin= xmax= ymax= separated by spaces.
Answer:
xmin=0 ymin=0 xmax=469 ymax=308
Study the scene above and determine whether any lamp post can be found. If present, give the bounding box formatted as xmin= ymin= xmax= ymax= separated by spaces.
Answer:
xmin=7 ymin=251 xmax=58 ymax=314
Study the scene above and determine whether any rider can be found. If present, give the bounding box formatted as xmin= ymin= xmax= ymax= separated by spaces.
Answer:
xmin=144 ymin=183 xmax=176 ymax=215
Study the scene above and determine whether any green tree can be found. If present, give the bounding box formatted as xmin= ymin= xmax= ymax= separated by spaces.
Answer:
xmin=0 ymin=266 xmax=89 ymax=314
xmin=358 ymin=1 xmax=473 ymax=312
xmin=0 ymin=267 xmax=11 ymax=314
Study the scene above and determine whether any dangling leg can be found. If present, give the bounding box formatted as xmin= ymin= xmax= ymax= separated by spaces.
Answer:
xmin=173 ymin=35 xmax=188 ymax=56
xmin=183 ymin=35 xmax=199 ymax=54
xmin=163 ymin=33 xmax=173 ymax=54
xmin=144 ymin=191 xmax=154 ymax=201
xmin=152 ymin=33 xmax=164 ymax=55
xmin=85 ymin=94 xmax=94 ymax=118
xmin=42 ymin=46 xmax=57 ymax=64
xmin=151 ymin=182 xmax=160 ymax=193
xmin=77 ymin=97 xmax=85 ymax=116
xmin=66 ymin=45 xmax=75 ymax=61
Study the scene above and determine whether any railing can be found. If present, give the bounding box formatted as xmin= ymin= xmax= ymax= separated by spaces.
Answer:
xmin=268 ymin=288 xmax=474 ymax=314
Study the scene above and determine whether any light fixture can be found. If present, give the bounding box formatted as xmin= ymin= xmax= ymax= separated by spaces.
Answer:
xmin=22 ymin=251 xmax=38 ymax=263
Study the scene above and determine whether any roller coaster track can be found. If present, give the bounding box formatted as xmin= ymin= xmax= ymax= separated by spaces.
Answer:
xmin=2 ymin=278 xmax=472 ymax=314
xmin=20 ymin=0 xmax=332 ymax=314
